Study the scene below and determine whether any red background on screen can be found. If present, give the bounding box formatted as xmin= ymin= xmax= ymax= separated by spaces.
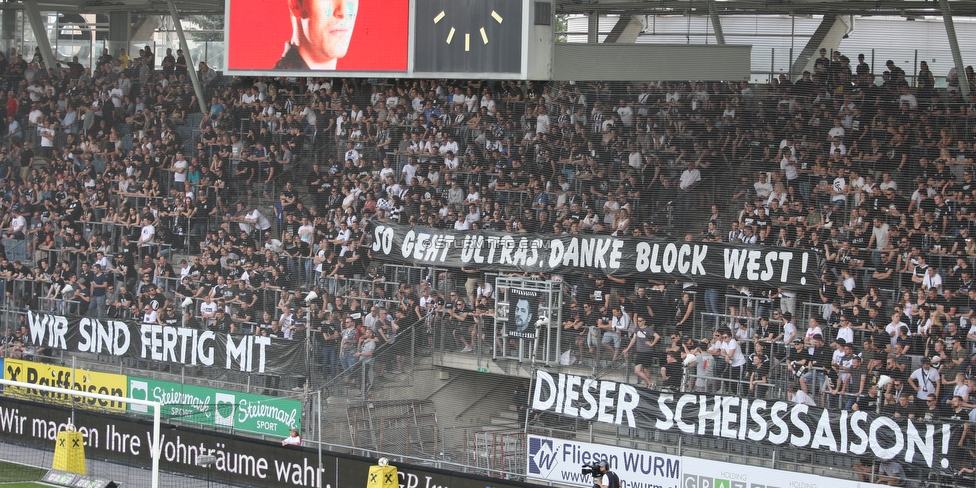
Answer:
xmin=227 ymin=0 xmax=408 ymax=71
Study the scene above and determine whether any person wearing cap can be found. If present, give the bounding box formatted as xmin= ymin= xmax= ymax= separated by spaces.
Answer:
xmin=908 ymin=357 xmax=941 ymax=402
xmin=747 ymin=349 xmax=770 ymax=399
xmin=755 ymin=315 xmax=780 ymax=344
xmin=592 ymin=459 xmax=620 ymax=488
xmin=281 ymin=427 xmax=301 ymax=446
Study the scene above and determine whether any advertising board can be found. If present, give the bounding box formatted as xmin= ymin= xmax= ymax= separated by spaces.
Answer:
xmin=681 ymin=456 xmax=890 ymax=488
xmin=2 ymin=358 xmax=127 ymax=411
xmin=0 ymin=395 xmax=540 ymax=488
xmin=127 ymin=377 xmax=302 ymax=437
xmin=527 ymin=434 xmax=680 ymax=488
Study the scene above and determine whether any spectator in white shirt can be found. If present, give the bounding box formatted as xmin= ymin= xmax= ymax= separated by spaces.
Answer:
xmin=535 ymin=107 xmax=550 ymax=134
xmin=453 ymin=213 xmax=471 ymax=231
xmin=719 ymin=330 xmax=748 ymax=394
xmin=921 ymin=266 xmax=942 ymax=291
xmin=754 ymin=173 xmax=772 ymax=199
xmin=199 ymin=295 xmax=217 ymax=327
xmin=789 ymin=383 xmax=818 ymax=406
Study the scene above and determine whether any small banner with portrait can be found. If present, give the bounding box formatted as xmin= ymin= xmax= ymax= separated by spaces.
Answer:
xmin=508 ymin=288 xmax=540 ymax=340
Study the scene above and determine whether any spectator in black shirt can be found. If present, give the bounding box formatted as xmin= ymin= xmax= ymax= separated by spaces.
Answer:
xmin=889 ymin=393 xmax=916 ymax=419
xmin=580 ymin=302 xmax=601 ymax=361
xmin=212 ymin=308 xmax=233 ymax=333
xmin=917 ymin=394 xmax=944 ymax=421
xmin=884 ymin=354 xmax=909 ymax=384
xmin=748 ymin=353 xmax=770 ymax=399
xmin=852 ymin=384 xmax=880 ymax=412
xmin=660 ymin=352 xmax=683 ymax=391
xmin=800 ymin=334 xmax=831 ymax=395
xmin=631 ymin=286 xmax=652 ymax=321
xmin=944 ymin=395 xmax=970 ymax=420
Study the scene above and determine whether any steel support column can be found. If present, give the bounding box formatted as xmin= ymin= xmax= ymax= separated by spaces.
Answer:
xmin=22 ymin=0 xmax=59 ymax=78
xmin=939 ymin=0 xmax=970 ymax=97
xmin=707 ymin=0 xmax=726 ymax=44
xmin=1 ymin=9 xmax=18 ymax=54
xmin=604 ymin=15 xmax=645 ymax=43
xmin=167 ymin=0 xmax=208 ymax=113
xmin=587 ymin=11 xmax=599 ymax=43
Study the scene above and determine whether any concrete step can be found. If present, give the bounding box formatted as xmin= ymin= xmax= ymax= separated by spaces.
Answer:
xmin=496 ymin=409 xmax=519 ymax=421
xmin=477 ymin=425 xmax=519 ymax=431
xmin=490 ymin=417 xmax=519 ymax=427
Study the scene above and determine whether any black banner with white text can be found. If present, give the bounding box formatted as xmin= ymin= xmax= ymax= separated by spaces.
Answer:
xmin=531 ymin=370 xmax=962 ymax=472
xmin=369 ymin=223 xmax=822 ymax=289
xmin=23 ymin=311 xmax=306 ymax=375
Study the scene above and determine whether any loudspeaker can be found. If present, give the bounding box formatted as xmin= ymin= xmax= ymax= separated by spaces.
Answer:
xmin=534 ymin=1 xmax=552 ymax=25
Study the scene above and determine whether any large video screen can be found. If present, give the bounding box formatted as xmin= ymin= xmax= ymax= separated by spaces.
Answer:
xmin=226 ymin=0 xmax=409 ymax=72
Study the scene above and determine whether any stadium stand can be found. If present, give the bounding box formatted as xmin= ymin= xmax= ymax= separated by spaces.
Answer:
xmin=4 ymin=45 xmax=976 ymax=485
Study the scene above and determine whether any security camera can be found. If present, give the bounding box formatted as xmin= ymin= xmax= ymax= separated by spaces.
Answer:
xmin=181 ymin=297 xmax=193 ymax=309
xmin=536 ymin=316 xmax=549 ymax=327
xmin=683 ymin=354 xmax=698 ymax=367
xmin=877 ymin=375 xmax=893 ymax=389
xmin=304 ymin=291 xmax=318 ymax=304
xmin=196 ymin=454 xmax=216 ymax=467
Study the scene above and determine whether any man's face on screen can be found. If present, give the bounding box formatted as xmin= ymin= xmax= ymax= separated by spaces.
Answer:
xmin=298 ymin=0 xmax=358 ymax=66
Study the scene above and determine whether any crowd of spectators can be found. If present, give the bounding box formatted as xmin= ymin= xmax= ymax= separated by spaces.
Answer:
xmin=6 ymin=42 xmax=976 ymax=423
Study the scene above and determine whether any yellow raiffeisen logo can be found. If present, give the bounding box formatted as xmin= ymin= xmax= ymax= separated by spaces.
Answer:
xmin=3 ymin=359 xmax=127 ymax=410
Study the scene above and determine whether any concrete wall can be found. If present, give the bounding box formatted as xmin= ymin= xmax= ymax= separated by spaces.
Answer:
xmin=553 ymin=43 xmax=752 ymax=81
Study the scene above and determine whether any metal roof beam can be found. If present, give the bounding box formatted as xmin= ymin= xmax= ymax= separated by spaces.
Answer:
xmin=707 ymin=0 xmax=726 ymax=44
xmin=556 ymin=0 xmax=976 ymax=17
xmin=167 ymin=0 xmax=207 ymax=113
xmin=939 ymin=0 xmax=970 ymax=96
xmin=22 ymin=0 xmax=59 ymax=78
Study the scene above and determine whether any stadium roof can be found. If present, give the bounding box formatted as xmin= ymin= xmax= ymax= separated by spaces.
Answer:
xmin=555 ymin=0 xmax=976 ymax=18
xmin=5 ymin=0 xmax=976 ymax=20
xmin=1 ymin=0 xmax=224 ymax=15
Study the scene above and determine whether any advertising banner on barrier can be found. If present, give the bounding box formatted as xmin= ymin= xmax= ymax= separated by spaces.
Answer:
xmin=681 ymin=455 xmax=891 ymax=488
xmin=23 ymin=311 xmax=306 ymax=374
xmin=127 ymin=377 xmax=302 ymax=437
xmin=0 ymin=395 xmax=541 ymax=488
xmin=526 ymin=434 xmax=680 ymax=488
xmin=369 ymin=223 xmax=822 ymax=289
xmin=531 ymin=370 xmax=964 ymax=471
xmin=3 ymin=358 xmax=128 ymax=411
